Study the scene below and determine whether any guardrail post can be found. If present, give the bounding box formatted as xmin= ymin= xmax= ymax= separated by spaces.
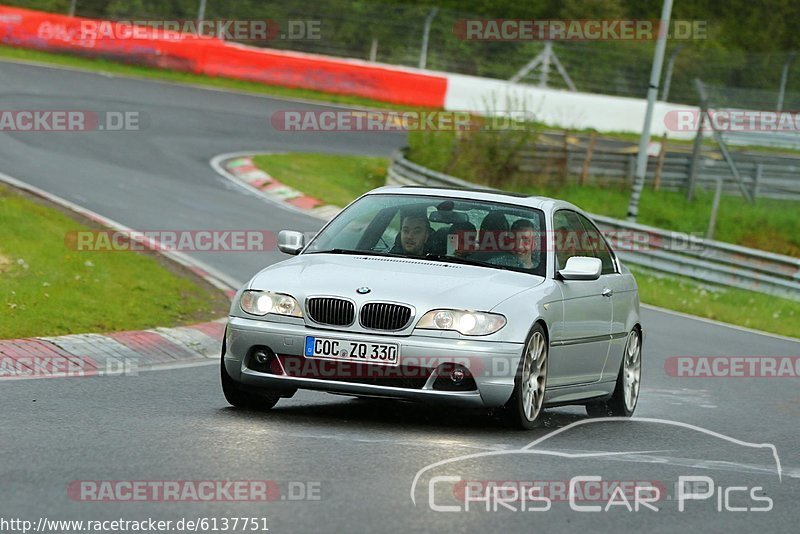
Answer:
xmin=562 ymin=132 xmax=570 ymax=183
xmin=654 ymin=133 xmax=667 ymax=191
xmin=752 ymin=163 xmax=763 ymax=199
xmin=626 ymin=155 xmax=636 ymax=184
xmin=706 ymin=175 xmax=724 ymax=240
xmin=579 ymin=132 xmax=596 ymax=185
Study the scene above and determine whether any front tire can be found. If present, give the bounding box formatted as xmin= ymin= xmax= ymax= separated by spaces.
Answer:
xmin=220 ymin=334 xmax=280 ymax=411
xmin=504 ymin=323 xmax=549 ymax=429
xmin=586 ymin=328 xmax=641 ymax=417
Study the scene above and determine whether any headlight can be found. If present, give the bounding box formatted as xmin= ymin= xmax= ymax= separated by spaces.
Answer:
xmin=417 ymin=309 xmax=506 ymax=336
xmin=240 ymin=290 xmax=303 ymax=317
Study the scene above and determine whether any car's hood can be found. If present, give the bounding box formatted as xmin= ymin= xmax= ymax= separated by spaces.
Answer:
xmin=248 ymin=253 xmax=543 ymax=311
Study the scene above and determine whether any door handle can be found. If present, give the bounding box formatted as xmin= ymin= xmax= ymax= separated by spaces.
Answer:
xmin=601 ymin=288 xmax=613 ymax=298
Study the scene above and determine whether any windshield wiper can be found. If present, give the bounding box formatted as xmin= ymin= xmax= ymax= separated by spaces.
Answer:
xmin=423 ymin=253 xmax=496 ymax=269
xmin=307 ymin=248 xmax=401 ymax=257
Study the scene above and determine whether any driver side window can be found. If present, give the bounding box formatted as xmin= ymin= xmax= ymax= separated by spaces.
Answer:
xmin=552 ymin=210 xmax=588 ymax=271
xmin=575 ymin=213 xmax=617 ymax=275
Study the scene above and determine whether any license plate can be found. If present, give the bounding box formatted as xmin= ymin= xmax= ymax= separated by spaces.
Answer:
xmin=304 ymin=336 xmax=399 ymax=366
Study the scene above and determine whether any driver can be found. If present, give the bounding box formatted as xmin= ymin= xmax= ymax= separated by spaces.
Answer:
xmin=398 ymin=210 xmax=431 ymax=256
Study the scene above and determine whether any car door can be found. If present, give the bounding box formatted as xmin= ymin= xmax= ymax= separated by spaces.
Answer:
xmin=575 ymin=212 xmax=636 ymax=382
xmin=548 ymin=210 xmax=613 ymax=387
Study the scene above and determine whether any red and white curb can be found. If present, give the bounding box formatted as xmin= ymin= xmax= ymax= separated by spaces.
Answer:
xmin=0 ymin=320 xmax=227 ymax=380
xmin=0 ymin=170 xmax=241 ymax=379
xmin=210 ymin=152 xmax=342 ymax=222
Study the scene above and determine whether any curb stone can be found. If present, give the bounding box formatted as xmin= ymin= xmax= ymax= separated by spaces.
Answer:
xmin=0 ymin=320 xmax=227 ymax=380
xmin=211 ymin=153 xmax=342 ymax=222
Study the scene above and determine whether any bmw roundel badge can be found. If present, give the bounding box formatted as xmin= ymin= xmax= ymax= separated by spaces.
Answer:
xmin=356 ymin=287 xmax=371 ymax=295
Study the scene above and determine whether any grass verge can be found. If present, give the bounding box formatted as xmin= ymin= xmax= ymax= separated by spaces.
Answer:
xmin=253 ymin=152 xmax=800 ymax=339
xmin=252 ymin=153 xmax=388 ymax=207
xmin=630 ymin=267 xmax=799 ymax=339
xmin=0 ymin=184 xmax=230 ymax=339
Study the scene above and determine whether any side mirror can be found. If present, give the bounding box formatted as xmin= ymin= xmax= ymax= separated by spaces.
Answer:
xmin=278 ymin=230 xmax=305 ymax=255
xmin=558 ymin=256 xmax=602 ymax=281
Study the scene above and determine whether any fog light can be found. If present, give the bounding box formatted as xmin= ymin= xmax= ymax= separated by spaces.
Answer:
xmin=432 ymin=363 xmax=476 ymax=391
xmin=254 ymin=350 xmax=271 ymax=364
xmin=450 ymin=367 xmax=465 ymax=384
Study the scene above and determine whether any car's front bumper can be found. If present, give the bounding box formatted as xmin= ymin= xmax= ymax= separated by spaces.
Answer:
xmin=225 ymin=316 xmax=525 ymax=408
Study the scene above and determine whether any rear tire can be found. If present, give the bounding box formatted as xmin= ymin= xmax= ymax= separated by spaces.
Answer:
xmin=220 ymin=332 xmax=280 ymax=411
xmin=503 ymin=323 xmax=549 ymax=429
xmin=586 ymin=328 xmax=641 ymax=418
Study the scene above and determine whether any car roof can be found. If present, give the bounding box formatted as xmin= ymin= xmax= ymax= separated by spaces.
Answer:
xmin=364 ymin=185 xmax=584 ymax=216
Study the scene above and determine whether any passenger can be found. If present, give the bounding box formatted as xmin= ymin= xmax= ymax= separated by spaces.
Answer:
xmin=478 ymin=211 xmax=510 ymax=252
xmin=510 ymin=219 xmax=537 ymax=269
xmin=397 ymin=210 xmax=432 ymax=256
xmin=447 ymin=221 xmax=477 ymax=257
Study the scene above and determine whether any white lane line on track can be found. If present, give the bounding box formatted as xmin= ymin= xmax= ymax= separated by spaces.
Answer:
xmin=265 ymin=432 xmax=510 ymax=453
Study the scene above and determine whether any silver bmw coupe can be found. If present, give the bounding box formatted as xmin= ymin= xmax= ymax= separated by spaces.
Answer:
xmin=222 ymin=187 xmax=643 ymax=428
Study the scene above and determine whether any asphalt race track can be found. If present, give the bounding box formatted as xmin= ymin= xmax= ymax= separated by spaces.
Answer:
xmin=2 ymin=60 xmax=799 ymax=533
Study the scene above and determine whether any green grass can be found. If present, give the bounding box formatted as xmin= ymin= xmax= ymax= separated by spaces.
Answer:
xmin=0 ymin=45 xmax=424 ymax=111
xmin=252 ymin=153 xmax=388 ymax=207
xmin=0 ymin=185 xmax=230 ymax=339
xmin=631 ymin=266 xmax=800 ymax=339
xmin=254 ymin=152 xmax=800 ymax=339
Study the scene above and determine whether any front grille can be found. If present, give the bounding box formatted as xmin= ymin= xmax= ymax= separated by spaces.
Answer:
xmin=360 ymin=303 xmax=412 ymax=331
xmin=307 ymin=297 xmax=355 ymax=326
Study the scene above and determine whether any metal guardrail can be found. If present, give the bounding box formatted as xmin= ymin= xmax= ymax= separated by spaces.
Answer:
xmin=516 ymin=133 xmax=800 ymax=200
xmin=387 ymin=150 xmax=800 ymax=302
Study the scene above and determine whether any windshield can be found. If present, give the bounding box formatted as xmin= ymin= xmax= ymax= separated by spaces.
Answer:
xmin=304 ymin=193 xmax=547 ymax=276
